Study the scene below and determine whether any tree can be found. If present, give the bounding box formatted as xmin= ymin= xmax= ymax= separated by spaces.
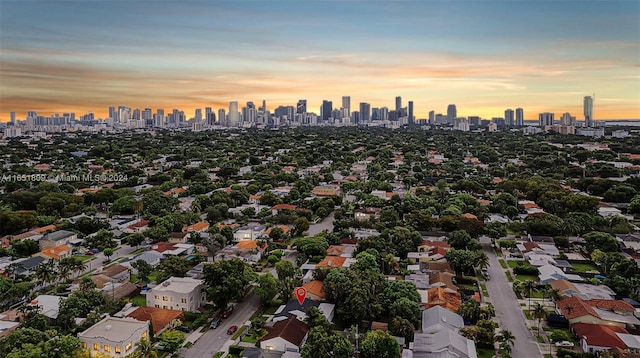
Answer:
xmin=86 ymin=229 xmax=117 ymax=251
xmin=293 ymin=216 xmax=310 ymax=236
xmin=389 ymin=317 xmax=414 ymax=344
xmin=485 ymin=222 xmax=507 ymax=241
xmin=522 ymin=280 xmax=538 ymax=309
xmin=254 ymin=272 xmax=278 ymax=306
xmin=126 ymin=233 xmax=146 ymax=248
xmin=447 ymin=230 xmax=481 ymax=251
xmin=156 ymin=256 xmax=191 ymax=283
xmin=301 ymin=327 xmax=353 ymax=358
xmin=103 ymin=248 xmax=114 ymax=260
xmin=458 ymin=300 xmax=482 ymax=324
xmin=203 ymin=258 xmax=257 ymax=309
xmin=158 ymin=330 xmax=185 ymax=353
xmin=583 ymin=231 xmax=619 ymax=252
xmin=275 ymin=260 xmax=295 ymax=280
xmin=389 ymin=298 xmax=421 ymax=325
xmin=629 ymin=194 xmax=640 ymax=214
xmin=497 ymin=329 xmax=516 ymax=358
xmin=532 ymin=302 xmax=547 ymax=336
xmin=131 ymin=337 xmax=158 ymax=358
xmin=360 ymin=330 xmax=401 ymax=358
xmin=132 ymin=259 xmax=154 ymax=285
xmin=350 ymin=251 xmax=380 ymax=273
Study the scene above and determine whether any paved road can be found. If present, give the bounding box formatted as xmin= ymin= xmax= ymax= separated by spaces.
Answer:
xmin=80 ymin=244 xmax=137 ymax=276
xmin=483 ymin=242 xmax=542 ymax=358
xmin=308 ymin=211 xmax=334 ymax=236
xmin=181 ymin=292 xmax=261 ymax=358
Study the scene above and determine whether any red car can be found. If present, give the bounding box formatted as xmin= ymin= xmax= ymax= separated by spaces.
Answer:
xmin=226 ymin=326 xmax=238 ymax=335
xmin=221 ymin=305 xmax=234 ymax=319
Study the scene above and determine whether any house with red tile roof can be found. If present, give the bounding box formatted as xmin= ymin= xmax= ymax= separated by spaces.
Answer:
xmin=557 ymin=297 xmax=640 ymax=327
xmin=572 ymin=323 xmax=633 ymax=355
xmin=182 ymin=221 xmax=210 ymax=233
xmin=259 ymin=316 xmax=309 ymax=353
xmin=126 ymin=306 xmax=184 ymax=334
xmin=315 ymin=256 xmax=347 ymax=269
xmin=33 ymin=244 xmax=72 ymax=260
xmin=301 ymin=280 xmax=326 ymax=301
xmin=425 ymin=287 xmax=462 ymax=312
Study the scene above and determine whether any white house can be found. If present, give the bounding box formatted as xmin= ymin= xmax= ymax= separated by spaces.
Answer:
xmin=146 ymin=277 xmax=206 ymax=312
xmin=78 ymin=316 xmax=149 ymax=357
xmin=259 ymin=316 xmax=309 ymax=353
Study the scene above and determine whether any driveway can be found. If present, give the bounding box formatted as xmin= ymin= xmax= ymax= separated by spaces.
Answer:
xmin=483 ymin=242 xmax=542 ymax=358
xmin=180 ymin=292 xmax=261 ymax=358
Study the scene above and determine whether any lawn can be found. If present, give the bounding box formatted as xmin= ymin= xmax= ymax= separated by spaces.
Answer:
xmin=231 ymin=325 xmax=248 ymax=340
xmin=498 ymin=259 xmax=508 ymax=269
xmin=571 ymin=262 xmax=599 ymax=273
xmin=515 ymin=274 xmax=538 ymax=282
xmin=131 ymin=294 xmax=146 ymax=307
xmin=477 ymin=348 xmax=495 ymax=358
xmin=480 ymin=284 xmax=489 ymax=298
xmin=264 ymin=304 xmax=279 ymax=315
xmin=508 ymin=260 xmax=524 ymax=268
xmin=505 ymin=271 xmax=514 ymax=282
xmin=213 ymin=353 xmax=224 ymax=358
xmin=75 ymin=255 xmax=95 ymax=263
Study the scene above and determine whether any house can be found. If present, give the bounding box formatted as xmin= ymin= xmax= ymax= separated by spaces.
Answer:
xmin=271 ymin=204 xmax=298 ymax=215
xmin=28 ymin=295 xmax=62 ymax=319
xmin=234 ymin=225 xmax=266 ymax=241
xmin=169 ymin=232 xmax=191 ymax=244
xmin=557 ymin=297 xmax=640 ymax=327
xmin=429 ymin=272 xmax=458 ymax=291
xmin=616 ymin=234 xmax=640 ymax=251
xmin=264 ymin=225 xmax=291 ymax=239
xmin=33 ymin=244 xmax=72 ymax=260
xmin=260 ymin=316 xmax=309 ymax=353
xmin=538 ymin=264 xmax=584 ymax=284
xmin=38 ymin=230 xmax=77 ymax=250
xmin=572 ymin=323 xmax=632 ymax=354
xmin=315 ymin=256 xmax=347 ymax=269
xmin=412 ymin=330 xmax=478 ymax=358
xmin=311 ymin=185 xmax=341 ymax=197
xmin=146 ymin=277 xmax=206 ymax=312
xmin=549 ymin=280 xmax=615 ymax=300
xmin=126 ymin=306 xmax=184 ymax=334
xmin=301 ymin=280 xmax=326 ymax=301
xmin=100 ymin=264 xmax=130 ymax=283
xmin=182 ymin=221 xmax=210 ymax=233
xmin=5 ymin=256 xmax=46 ymax=277
xmin=78 ymin=316 xmax=149 ymax=357
xmin=122 ymin=251 xmax=164 ymax=272
xmin=354 ymin=207 xmax=381 ymax=221
xmin=425 ymin=287 xmax=462 ymax=312
xmin=124 ymin=220 xmax=149 ymax=234
xmin=215 ymin=240 xmax=268 ymax=263
xmin=422 ymin=305 xmax=464 ymax=333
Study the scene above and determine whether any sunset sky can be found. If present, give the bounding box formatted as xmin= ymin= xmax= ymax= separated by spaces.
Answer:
xmin=1 ymin=0 xmax=639 ymax=121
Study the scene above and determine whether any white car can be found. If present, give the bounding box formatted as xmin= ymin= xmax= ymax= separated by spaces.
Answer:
xmin=555 ymin=341 xmax=575 ymax=347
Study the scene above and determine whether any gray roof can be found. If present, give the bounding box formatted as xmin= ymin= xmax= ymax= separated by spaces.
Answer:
xmin=422 ymin=306 xmax=464 ymax=333
xmin=15 ymin=256 xmax=47 ymax=273
xmin=413 ymin=331 xmax=477 ymax=358
xmin=42 ymin=230 xmax=75 ymax=242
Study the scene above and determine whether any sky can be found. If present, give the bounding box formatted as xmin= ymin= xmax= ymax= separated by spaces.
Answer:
xmin=1 ymin=0 xmax=639 ymax=121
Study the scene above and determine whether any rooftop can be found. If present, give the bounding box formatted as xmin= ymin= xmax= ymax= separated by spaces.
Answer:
xmin=151 ymin=277 xmax=204 ymax=294
xmin=79 ymin=316 xmax=148 ymax=342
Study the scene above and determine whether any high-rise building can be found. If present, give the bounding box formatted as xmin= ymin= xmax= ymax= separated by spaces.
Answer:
xmin=380 ymin=107 xmax=389 ymax=120
xmin=142 ymin=108 xmax=152 ymax=120
xmin=342 ymin=96 xmax=351 ymax=117
xmin=359 ymin=102 xmax=370 ymax=123
xmin=561 ymin=112 xmax=573 ymax=126
xmin=229 ymin=102 xmax=239 ymax=127
xmin=395 ymin=96 xmax=402 ymax=112
xmin=429 ymin=110 xmax=435 ymax=124
xmin=218 ymin=109 xmax=226 ymax=126
xmin=371 ymin=108 xmax=380 ymax=121
xmin=132 ymin=109 xmax=141 ymax=121
xmin=118 ymin=106 xmax=131 ymax=124
xmin=296 ymin=100 xmax=307 ymax=114
xmin=538 ymin=112 xmax=554 ymax=127
xmin=205 ymin=107 xmax=213 ymax=124
xmin=447 ymin=104 xmax=457 ymax=123
xmin=515 ymin=108 xmax=524 ymax=126
xmin=194 ymin=109 xmax=202 ymax=122
xmin=108 ymin=106 xmax=116 ymax=120
xmin=584 ymin=96 xmax=594 ymax=127
xmin=504 ymin=109 xmax=514 ymax=126
xmin=321 ymin=100 xmax=332 ymax=121
xmin=9 ymin=112 xmax=16 ymax=125
xmin=408 ymin=101 xmax=414 ymax=125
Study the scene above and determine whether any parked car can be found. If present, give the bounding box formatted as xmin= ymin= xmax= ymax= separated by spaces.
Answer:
xmin=221 ymin=305 xmax=234 ymax=319
xmin=102 ymin=259 xmax=111 ymax=264
xmin=176 ymin=325 xmax=191 ymax=333
xmin=555 ymin=341 xmax=575 ymax=347
xmin=90 ymin=248 xmax=100 ymax=253
xmin=227 ymin=325 xmax=238 ymax=335
xmin=210 ymin=317 xmax=222 ymax=329
xmin=85 ymin=251 xmax=95 ymax=256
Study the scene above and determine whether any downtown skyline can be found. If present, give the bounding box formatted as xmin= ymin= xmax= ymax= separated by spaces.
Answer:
xmin=1 ymin=0 xmax=639 ymax=121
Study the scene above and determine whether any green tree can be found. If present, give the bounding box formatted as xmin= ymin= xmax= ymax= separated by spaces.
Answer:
xmin=158 ymin=330 xmax=185 ymax=353
xmin=103 ymin=248 xmax=114 ymax=260
xmin=389 ymin=317 xmax=414 ymax=344
xmin=293 ymin=216 xmax=310 ymax=236
xmin=131 ymin=337 xmax=158 ymax=358
xmin=254 ymin=272 xmax=278 ymax=306
xmin=132 ymin=259 xmax=154 ymax=285
xmin=389 ymin=298 xmax=421 ymax=325
xmin=203 ymin=258 xmax=257 ymax=309
xmin=532 ymin=302 xmax=547 ymax=336
xmin=360 ymin=330 xmax=401 ymax=358
xmin=156 ymin=256 xmax=191 ymax=282
xmin=86 ymin=229 xmax=117 ymax=251
xmin=275 ymin=260 xmax=295 ymax=280
xmin=447 ymin=230 xmax=481 ymax=250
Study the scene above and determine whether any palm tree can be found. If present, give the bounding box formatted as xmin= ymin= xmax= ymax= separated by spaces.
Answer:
xmin=5 ymin=262 xmax=24 ymax=281
xmin=479 ymin=303 xmax=496 ymax=320
xmin=34 ymin=260 xmax=57 ymax=290
xmin=133 ymin=200 xmax=144 ymax=219
xmin=475 ymin=251 xmax=490 ymax=272
xmin=131 ymin=337 xmax=158 ymax=358
xmin=512 ymin=280 xmax=523 ymax=298
xmin=532 ymin=302 xmax=547 ymax=336
xmin=383 ymin=253 xmax=398 ymax=274
xmin=521 ymin=280 xmax=538 ymax=309
xmin=497 ymin=329 xmax=516 ymax=357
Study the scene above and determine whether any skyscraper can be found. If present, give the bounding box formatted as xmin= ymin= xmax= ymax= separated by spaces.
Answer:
xmin=218 ymin=109 xmax=226 ymax=126
xmin=515 ymin=108 xmax=524 ymax=126
xmin=561 ymin=112 xmax=573 ymax=126
xmin=447 ymin=104 xmax=457 ymax=123
xmin=380 ymin=107 xmax=389 ymax=120
xmin=584 ymin=96 xmax=594 ymax=127
xmin=408 ymin=101 xmax=414 ymax=124
xmin=538 ymin=112 xmax=554 ymax=127
xmin=9 ymin=112 xmax=15 ymax=125
xmin=108 ymin=106 xmax=116 ymax=119
xmin=359 ymin=103 xmax=370 ymax=123
xmin=229 ymin=101 xmax=239 ymax=127
xmin=395 ymin=96 xmax=402 ymax=112
xmin=342 ymin=96 xmax=351 ymax=117
xmin=296 ymin=100 xmax=307 ymax=114
xmin=371 ymin=108 xmax=380 ymax=121
xmin=321 ymin=100 xmax=332 ymax=121
xmin=429 ymin=110 xmax=435 ymax=124
xmin=504 ymin=109 xmax=514 ymax=126
xmin=195 ymin=109 xmax=202 ymax=121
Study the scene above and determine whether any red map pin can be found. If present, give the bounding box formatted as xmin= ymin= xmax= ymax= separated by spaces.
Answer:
xmin=295 ymin=287 xmax=307 ymax=305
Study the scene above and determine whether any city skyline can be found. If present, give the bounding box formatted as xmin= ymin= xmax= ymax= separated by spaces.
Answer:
xmin=1 ymin=1 xmax=639 ymax=121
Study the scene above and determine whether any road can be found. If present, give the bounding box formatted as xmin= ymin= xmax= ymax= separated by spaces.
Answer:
xmin=181 ymin=292 xmax=261 ymax=358
xmin=79 ymin=244 xmax=137 ymax=276
xmin=483 ymin=242 xmax=542 ymax=358
xmin=308 ymin=211 xmax=335 ymax=236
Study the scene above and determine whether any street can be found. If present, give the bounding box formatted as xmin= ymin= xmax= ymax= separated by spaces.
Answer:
xmin=78 ymin=244 xmax=137 ymax=277
xmin=180 ymin=292 xmax=261 ymax=358
xmin=308 ymin=211 xmax=334 ymax=236
xmin=483 ymin=242 xmax=543 ymax=358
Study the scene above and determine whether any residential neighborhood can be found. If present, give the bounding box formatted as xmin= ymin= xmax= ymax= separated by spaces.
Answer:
xmin=0 ymin=127 xmax=639 ymax=358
